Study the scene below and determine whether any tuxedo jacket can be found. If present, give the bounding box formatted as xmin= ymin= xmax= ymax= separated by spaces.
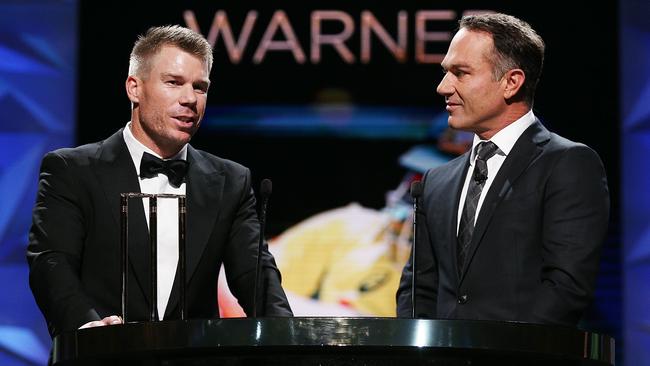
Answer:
xmin=397 ymin=121 xmax=609 ymax=326
xmin=27 ymin=129 xmax=292 ymax=336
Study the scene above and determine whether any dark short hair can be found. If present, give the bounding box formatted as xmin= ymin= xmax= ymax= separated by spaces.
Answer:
xmin=459 ymin=13 xmax=545 ymax=105
xmin=129 ymin=25 xmax=213 ymax=78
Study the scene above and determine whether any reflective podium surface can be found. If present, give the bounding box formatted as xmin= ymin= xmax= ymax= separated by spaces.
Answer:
xmin=53 ymin=317 xmax=614 ymax=365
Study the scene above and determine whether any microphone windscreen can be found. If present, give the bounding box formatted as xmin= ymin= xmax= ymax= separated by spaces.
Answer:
xmin=260 ymin=178 xmax=272 ymax=198
xmin=410 ymin=180 xmax=423 ymax=199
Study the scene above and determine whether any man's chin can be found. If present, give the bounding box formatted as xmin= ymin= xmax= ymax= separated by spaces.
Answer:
xmin=447 ymin=117 xmax=465 ymax=130
xmin=448 ymin=119 xmax=477 ymax=134
xmin=172 ymin=130 xmax=195 ymax=143
xmin=159 ymin=133 xmax=193 ymax=154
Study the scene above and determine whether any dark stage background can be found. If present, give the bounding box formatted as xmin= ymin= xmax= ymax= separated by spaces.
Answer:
xmin=77 ymin=0 xmax=620 ymax=352
xmin=78 ymin=1 xmax=619 ymax=234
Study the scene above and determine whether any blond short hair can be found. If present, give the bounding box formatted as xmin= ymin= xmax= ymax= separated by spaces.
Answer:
xmin=128 ymin=25 xmax=213 ymax=78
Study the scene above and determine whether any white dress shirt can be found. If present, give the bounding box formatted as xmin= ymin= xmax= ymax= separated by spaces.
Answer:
xmin=123 ymin=122 xmax=187 ymax=319
xmin=456 ymin=110 xmax=537 ymax=233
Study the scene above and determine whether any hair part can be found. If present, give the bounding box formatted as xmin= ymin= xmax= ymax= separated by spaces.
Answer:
xmin=459 ymin=13 xmax=545 ymax=105
xmin=128 ymin=25 xmax=213 ymax=78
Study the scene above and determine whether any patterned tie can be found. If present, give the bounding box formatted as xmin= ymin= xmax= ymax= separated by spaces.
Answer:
xmin=457 ymin=141 xmax=500 ymax=275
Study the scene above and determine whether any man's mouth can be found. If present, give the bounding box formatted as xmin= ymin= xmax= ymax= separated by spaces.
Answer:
xmin=174 ymin=115 xmax=195 ymax=123
xmin=445 ymin=102 xmax=461 ymax=111
xmin=172 ymin=116 xmax=198 ymax=128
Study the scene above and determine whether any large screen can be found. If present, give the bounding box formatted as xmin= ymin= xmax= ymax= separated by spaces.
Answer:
xmin=77 ymin=0 xmax=618 ymax=321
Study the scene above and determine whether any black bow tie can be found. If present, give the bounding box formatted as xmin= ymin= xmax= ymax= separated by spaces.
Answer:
xmin=139 ymin=152 xmax=189 ymax=187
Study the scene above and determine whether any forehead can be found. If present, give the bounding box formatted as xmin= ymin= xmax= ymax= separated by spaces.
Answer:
xmin=148 ymin=45 xmax=209 ymax=78
xmin=441 ymin=28 xmax=494 ymax=69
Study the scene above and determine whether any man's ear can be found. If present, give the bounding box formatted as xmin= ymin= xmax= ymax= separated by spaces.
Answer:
xmin=502 ymin=69 xmax=526 ymax=100
xmin=125 ymin=76 xmax=141 ymax=104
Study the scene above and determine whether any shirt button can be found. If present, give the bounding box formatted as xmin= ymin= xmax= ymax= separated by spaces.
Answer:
xmin=457 ymin=295 xmax=469 ymax=304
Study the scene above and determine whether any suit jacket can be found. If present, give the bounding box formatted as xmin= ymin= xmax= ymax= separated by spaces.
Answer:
xmin=397 ymin=121 xmax=609 ymax=326
xmin=27 ymin=129 xmax=292 ymax=336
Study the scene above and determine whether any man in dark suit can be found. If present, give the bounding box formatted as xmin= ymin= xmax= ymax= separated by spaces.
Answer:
xmin=27 ymin=25 xmax=292 ymax=337
xmin=397 ymin=13 xmax=609 ymax=326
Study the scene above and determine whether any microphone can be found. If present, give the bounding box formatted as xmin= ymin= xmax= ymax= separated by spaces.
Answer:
xmin=410 ymin=180 xmax=423 ymax=318
xmin=253 ymin=178 xmax=272 ymax=318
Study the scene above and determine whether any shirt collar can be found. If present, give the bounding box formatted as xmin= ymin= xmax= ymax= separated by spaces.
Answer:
xmin=469 ymin=109 xmax=537 ymax=162
xmin=122 ymin=121 xmax=188 ymax=176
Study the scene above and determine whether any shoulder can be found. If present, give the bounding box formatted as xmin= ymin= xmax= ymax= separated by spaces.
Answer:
xmin=544 ymin=132 xmax=604 ymax=167
xmin=523 ymin=130 xmax=607 ymax=189
xmin=42 ymin=129 xmax=123 ymax=168
xmin=47 ymin=141 xmax=100 ymax=161
xmin=41 ymin=140 xmax=109 ymax=173
xmin=189 ymin=147 xmax=250 ymax=177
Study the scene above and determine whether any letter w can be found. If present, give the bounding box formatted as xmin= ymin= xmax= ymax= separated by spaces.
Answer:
xmin=184 ymin=10 xmax=258 ymax=64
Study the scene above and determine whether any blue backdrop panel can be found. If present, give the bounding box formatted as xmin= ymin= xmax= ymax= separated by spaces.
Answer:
xmin=622 ymin=0 xmax=650 ymax=365
xmin=0 ymin=2 xmax=77 ymax=365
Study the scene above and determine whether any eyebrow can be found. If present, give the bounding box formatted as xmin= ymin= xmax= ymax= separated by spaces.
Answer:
xmin=441 ymin=63 xmax=472 ymax=72
xmin=162 ymin=73 xmax=210 ymax=88
xmin=161 ymin=72 xmax=181 ymax=79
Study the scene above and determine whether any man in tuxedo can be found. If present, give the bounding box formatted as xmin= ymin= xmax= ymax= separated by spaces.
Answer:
xmin=396 ymin=13 xmax=609 ymax=325
xmin=27 ymin=25 xmax=292 ymax=336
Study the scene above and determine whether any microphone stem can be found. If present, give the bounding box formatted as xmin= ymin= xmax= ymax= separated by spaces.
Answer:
xmin=411 ymin=196 xmax=418 ymax=319
xmin=253 ymin=199 xmax=267 ymax=318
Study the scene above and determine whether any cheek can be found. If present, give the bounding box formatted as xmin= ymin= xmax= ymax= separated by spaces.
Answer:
xmin=197 ymin=97 xmax=208 ymax=114
xmin=468 ymin=82 xmax=500 ymax=108
xmin=152 ymin=88 xmax=177 ymax=107
xmin=145 ymin=93 xmax=171 ymax=114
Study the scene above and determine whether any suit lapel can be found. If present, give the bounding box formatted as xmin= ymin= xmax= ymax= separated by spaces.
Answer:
xmin=164 ymin=146 xmax=224 ymax=317
xmin=446 ymin=154 xmax=471 ymax=282
xmin=92 ymin=129 xmax=153 ymax=307
xmin=459 ymin=120 xmax=551 ymax=284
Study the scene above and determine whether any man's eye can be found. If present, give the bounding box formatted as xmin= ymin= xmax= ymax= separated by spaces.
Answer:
xmin=166 ymin=80 xmax=179 ymax=85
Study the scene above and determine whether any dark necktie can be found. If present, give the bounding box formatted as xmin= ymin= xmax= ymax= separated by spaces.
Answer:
xmin=457 ymin=141 xmax=500 ymax=275
xmin=139 ymin=152 xmax=189 ymax=188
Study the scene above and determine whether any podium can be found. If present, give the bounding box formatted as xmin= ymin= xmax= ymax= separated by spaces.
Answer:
xmin=52 ymin=317 xmax=614 ymax=365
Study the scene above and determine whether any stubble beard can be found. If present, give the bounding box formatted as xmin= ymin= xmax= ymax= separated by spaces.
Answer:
xmin=139 ymin=110 xmax=191 ymax=157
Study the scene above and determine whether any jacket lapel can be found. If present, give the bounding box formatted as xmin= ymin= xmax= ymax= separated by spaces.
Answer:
xmin=446 ymin=154 xmax=471 ymax=283
xmin=164 ymin=146 xmax=224 ymax=317
xmin=459 ymin=120 xmax=551 ymax=284
xmin=92 ymin=129 xmax=153 ymax=308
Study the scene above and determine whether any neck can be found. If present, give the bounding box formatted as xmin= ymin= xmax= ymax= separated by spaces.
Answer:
xmin=475 ymin=104 xmax=530 ymax=140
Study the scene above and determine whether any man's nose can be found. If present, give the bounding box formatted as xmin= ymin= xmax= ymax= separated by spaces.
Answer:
xmin=179 ymin=84 xmax=197 ymax=105
xmin=436 ymin=73 xmax=453 ymax=97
